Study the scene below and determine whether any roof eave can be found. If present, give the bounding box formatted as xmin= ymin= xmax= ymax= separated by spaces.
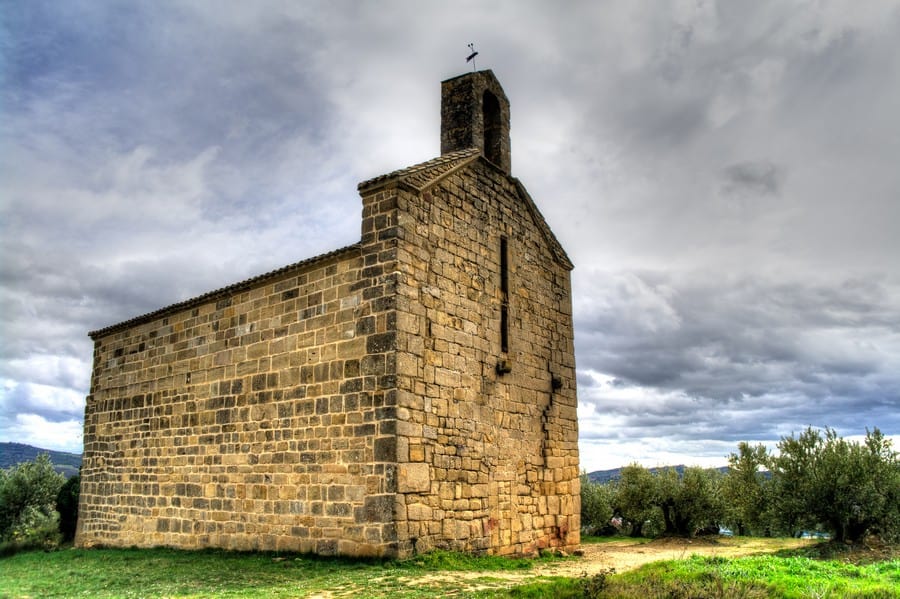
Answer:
xmin=88 ymin=244 xmax=362 ymax=340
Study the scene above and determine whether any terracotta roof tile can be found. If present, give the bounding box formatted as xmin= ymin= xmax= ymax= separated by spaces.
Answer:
xmin=357 ymin=148 xmax=481 ymax=193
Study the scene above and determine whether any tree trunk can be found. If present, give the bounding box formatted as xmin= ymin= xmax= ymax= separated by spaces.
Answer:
xmin=661 ymin=502 xmax=677 ymax=535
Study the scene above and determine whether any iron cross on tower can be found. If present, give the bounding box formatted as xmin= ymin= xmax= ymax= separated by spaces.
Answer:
xmin=466 ymin=43 xmax=479 ymax=71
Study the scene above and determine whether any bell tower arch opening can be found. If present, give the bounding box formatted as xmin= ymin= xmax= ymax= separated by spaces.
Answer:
xmin=483 ymin=90 xmax=502 ymax=167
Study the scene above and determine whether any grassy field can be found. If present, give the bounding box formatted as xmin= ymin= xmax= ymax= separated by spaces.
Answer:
xmin=0 ymin=548 xmax=543 ymax=598
xmin=513 ymin=554 xmax=900 ymax=598
xmin=1 ymin=539 xmax=897 ymax=598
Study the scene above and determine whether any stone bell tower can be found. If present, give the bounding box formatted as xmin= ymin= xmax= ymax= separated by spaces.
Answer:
xmin=440 ymin=70 xmax=511 ymax=174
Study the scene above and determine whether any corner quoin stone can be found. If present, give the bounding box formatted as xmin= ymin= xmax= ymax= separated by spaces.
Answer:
xmin=398 ymin=462 xmax=431 ymax=493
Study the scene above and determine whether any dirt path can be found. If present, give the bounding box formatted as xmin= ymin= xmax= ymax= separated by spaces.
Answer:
xmin=386 ymin=537 xmax=817 ymax=596
xmin=534 ymin=537 xmax=815 ymax=578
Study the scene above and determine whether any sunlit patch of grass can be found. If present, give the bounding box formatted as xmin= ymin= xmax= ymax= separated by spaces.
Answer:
xmin=1 ymin=547 xmax=395 ymax=598
xmin=494 ymin=551 xmax=899 ymax=598
xmin=392 ymin=548 xmax=538 ymax=571
xmin=0 ymin=546 xmax=565 ymax=598
xmin=776 ymin=538 xmax=900 ymax=564
xmin=2 ymin=542 xmax=896 ymax=598
xmin=614 ymin=554 xmax=900 ymax=599
xmin=505 ymin=576 xmax=585 ymax=598
xmin=581 ymin=535 xmax=651 ymax=544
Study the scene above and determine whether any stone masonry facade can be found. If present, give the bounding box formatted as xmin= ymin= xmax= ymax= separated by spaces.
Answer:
xmin=77 ymin=70 xmax=579 ymax=558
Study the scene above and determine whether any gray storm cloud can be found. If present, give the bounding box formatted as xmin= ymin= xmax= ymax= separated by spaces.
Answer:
xmin=2 ymin=1 xmax=898 ymax=467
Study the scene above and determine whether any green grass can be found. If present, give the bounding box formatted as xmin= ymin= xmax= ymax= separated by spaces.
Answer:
xmin=624 ymin=554 xmax=899 ymax=598
xmin=393 ymin=548 xmax=541 ymax=571
xmin=580 ymin=535 xmax=651 ymax=545
xmin=1 ymin=542 xmax=897 ymax=598
xmin=510 ymin=553 xmax=900 ymax=598
xmin=0 ymin=547 xmax=551 ymax=598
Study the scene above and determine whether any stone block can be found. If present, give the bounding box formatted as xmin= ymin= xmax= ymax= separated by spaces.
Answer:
xmin=408 ymin=443 xmax=425 ymax=462
xmin=366 ymin=332 xmax=396 ymax=354
xmin=406 ymin=502 xmax=432 ymax=521
xmin=374 ymin=436 xmax=397 ymax=462
xmin=396 ymin=420 xmax=422 ymax=438
xmin=398 ymin=462 xmax=430 ymax=493
xmin=396 ymin=352 xmax=418 ymax=377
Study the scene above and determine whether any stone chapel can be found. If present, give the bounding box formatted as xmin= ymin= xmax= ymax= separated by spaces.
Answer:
xmin=76 ymin=70 xmax=580 ymax=558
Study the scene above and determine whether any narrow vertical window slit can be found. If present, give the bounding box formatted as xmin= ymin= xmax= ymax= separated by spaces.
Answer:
xmin=500 ymin=305 xmax=509 ymax=353
xmin=500 ymin=236 xmax=509 ymax=353
xmin=500 ymin=236 xmax=509 ymax=295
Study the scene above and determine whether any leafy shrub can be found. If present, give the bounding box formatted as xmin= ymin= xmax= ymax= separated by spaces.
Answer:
xmin=0 ymin=453 xmax=66 ymax=553
xmin=56 ymin=472 xmax=80 ymax=543
xmin=3 ymin=505 xmax=61 ymax=552
xmin=580 ymin=569 xmax=613 ymax=598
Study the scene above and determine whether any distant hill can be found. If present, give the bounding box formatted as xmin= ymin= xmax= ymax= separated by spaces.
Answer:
xmin=586 ymin=464 xmax=729 ymax=484
xmin=0 ymin=442 xmax=82 ymax=478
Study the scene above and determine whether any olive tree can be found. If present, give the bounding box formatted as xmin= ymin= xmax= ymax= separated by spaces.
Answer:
xmin=722 ymin=442 xmax=772 ymax=536
xmin=613 ymin=464 xmax=658 ymax=537
xmin=580 ymin=473 xmax=614 ymax=535
xmin=656 ymin=466 xmax=724 ymax=537
xmin=767 ymin=427 xmax=900 ymax=543
xmin=614 ymin=464 xmax=724 ymax=537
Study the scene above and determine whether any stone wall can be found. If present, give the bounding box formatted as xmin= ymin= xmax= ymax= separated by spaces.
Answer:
xmin=77 ymin=243 xmax=401 ymax=556
xmin=78 ymin=151 xmax=579 ymax=559
xmin=365 ymin=159 xmax=580 ymax=556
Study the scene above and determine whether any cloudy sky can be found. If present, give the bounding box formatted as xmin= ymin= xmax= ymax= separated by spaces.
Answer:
xmin=2 ymin=1 xmax=898 ymax=471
